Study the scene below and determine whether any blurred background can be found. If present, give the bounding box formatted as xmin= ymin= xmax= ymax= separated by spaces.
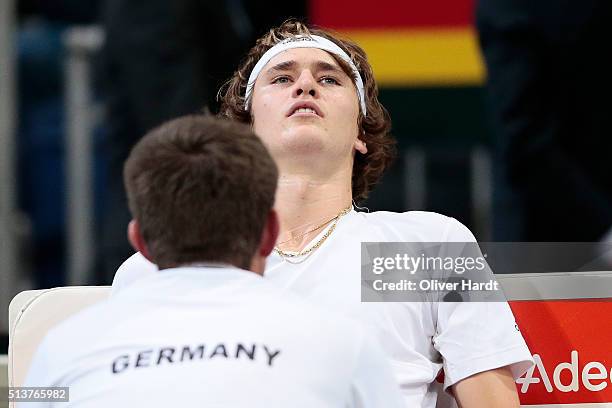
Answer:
xmin=1 ymin=0 xmax=610 ymax=350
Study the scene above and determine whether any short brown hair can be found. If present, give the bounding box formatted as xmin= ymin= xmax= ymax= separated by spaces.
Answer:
xmin=124 ymin=115 xmax=278 ymax=269
xmin=218 ymin=20 xmax=396 ymax=202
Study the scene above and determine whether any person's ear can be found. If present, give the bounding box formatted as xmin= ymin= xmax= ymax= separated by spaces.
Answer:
xmin=354 ymin=138 xmax=368 ymax=154
xmin=259 ymin=209 xmax=280 ymax=257
xmin=127 ymin=220 xmax=152 ymax=261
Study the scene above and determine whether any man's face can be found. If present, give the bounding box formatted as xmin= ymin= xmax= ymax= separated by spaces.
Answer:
xmin=250 ymin=48 xmax=365 ymax=165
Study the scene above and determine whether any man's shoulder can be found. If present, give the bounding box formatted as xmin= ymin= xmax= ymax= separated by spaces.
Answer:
xmin=358 ymin=210 xmax=472 ymax=241
xmin=368 ymin=210 xmax=450 ymax=223
xmin=111 ymin=252 xmax=157 ymax=294
xmin=37 ymin=298 xmax=119 ymax=364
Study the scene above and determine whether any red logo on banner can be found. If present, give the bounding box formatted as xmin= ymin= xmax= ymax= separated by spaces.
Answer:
xmin=510 ymin=301 xmax=612 ymax=405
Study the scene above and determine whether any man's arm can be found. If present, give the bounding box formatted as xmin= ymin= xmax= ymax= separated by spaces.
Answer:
xmin=452 ymin=366 xmax=520 ymax=408
xmin=435 ymin=219 xmax=534 ymax=405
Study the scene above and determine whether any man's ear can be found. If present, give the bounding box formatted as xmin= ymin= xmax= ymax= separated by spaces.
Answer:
xmin=354 ymin=138 xmax=368 ymax=154
xmin=127 ymin=220 xmax=152 ymax=261
xmin=259 ymin=209 xmax=280 ymax=257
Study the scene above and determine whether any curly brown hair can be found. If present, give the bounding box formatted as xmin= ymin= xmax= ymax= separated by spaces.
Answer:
xmin=218 ymin=20 xmax=396 ymax=202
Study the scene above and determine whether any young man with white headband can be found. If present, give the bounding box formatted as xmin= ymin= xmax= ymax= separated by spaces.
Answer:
xmin=112 ymin=21 xmax=533 ymax=407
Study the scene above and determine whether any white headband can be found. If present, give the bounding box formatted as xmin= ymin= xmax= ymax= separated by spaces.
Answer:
xmin=244 ymin=35 xmax=367 ymax=116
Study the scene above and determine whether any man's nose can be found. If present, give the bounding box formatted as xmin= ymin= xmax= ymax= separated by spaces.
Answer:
xmin=293 ymin=71 xmax=317 ymax=98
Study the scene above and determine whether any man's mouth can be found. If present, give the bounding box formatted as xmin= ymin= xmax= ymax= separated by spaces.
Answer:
xmin=287 ymin=102 xmax=322 ymax=117
xmin=291 ymin=107 xmax=318 ymax=116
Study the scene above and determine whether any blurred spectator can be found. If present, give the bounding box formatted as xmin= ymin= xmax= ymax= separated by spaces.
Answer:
xmin=477 ymin=0 xmax=612 ymax=241
xmin=18 ymin=0 xmax=99 ymax=22
xmin=17 ymin=0 xmax=101 ymax=287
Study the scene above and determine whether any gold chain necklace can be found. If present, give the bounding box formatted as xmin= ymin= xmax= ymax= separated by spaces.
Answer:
xmin=276 ymin=212 xmax=347 ymax=246
xmin=274 ymin=204 xmax=352 ymax=259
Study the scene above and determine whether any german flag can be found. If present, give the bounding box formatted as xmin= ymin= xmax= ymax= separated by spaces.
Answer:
xmin=310 ymin=0 xmax=484 ymax=87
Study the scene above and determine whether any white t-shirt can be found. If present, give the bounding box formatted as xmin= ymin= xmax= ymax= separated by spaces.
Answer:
xmin=112 ymin=210 xmax=535 ymax=407
xmin=22 ymin=266 xmax=405 ymax=408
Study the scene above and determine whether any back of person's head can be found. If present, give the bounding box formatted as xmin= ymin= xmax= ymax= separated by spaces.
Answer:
xmin=123 ymin=115 xmax=278 ymax=270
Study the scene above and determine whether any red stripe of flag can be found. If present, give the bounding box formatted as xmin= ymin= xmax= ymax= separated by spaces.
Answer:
xmin=309 ymin=0 xmax=475 ymax=29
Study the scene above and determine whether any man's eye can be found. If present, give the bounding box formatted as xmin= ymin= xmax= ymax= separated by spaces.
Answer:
xmin=272 ymin=76 xmax=291 ymax=84
xmin=320 ymin=77 xmax=340 ymax=85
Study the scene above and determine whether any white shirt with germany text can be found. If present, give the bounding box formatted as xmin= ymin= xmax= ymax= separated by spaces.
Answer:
xmin=22 ymin=266 xmax=404 ymax=408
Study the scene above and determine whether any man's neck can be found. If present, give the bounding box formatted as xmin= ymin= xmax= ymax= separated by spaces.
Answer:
xmin=274 ymin=169 xmax=353 ymax=252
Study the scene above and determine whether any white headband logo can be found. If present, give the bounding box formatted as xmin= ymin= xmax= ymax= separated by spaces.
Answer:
xmin=244 ymin=35 xmax=367 ymax=116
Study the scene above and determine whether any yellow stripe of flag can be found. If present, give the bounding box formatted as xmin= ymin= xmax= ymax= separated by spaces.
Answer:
xmin=340 ymin=28 xmax=486 ymax=87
